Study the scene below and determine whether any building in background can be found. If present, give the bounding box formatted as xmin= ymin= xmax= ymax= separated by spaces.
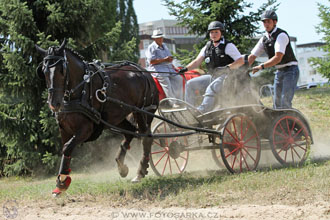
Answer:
xmin=296 ymin=42 xmax=328 ymax=87
xmin=138 ymin=19 xmax=203 ymax=68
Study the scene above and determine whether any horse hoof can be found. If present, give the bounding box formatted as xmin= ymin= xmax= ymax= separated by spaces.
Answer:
xmin=119 ymin=165 xmax=129 ymax=178
xmin=116 ymin=160 xmax=129 ymax=177
xmin=131 ymin=175 xmax=142 ymax=183
xmin=52 ymin=187 xmax=63 ymax=197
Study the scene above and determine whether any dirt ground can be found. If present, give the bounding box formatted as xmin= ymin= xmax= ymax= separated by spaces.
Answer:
xmin=2 ymin=131 xmax=329 ymax=220
xmin=4 ymin=199 xmax=329 ymax=220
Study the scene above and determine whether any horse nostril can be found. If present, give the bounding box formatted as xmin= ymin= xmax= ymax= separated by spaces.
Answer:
xmin=50 ymin=101 xmax=61 ymax=111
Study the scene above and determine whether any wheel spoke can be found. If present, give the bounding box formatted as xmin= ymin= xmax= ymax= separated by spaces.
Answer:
xmin=242 ymin=147 xmax=257 ymax=163
xmin=239 ymin=150 xmax=243 ymax=171
xmin=163 ymin=125 xmax=168 ymax=146
xmin=225 ymin=146 xmax=240 ymax=158
xmin=291 ymin=146 xmax=302 ymax=159
xmin=242 ymin=120 xmax=251 ymax=140
xmin=286 ymin=118 xmax=291 ymax=137
xmin=292 ymin=127 xmax=304 ymax=139
xmin=275 ymin=130 xmax=288 ymax=139
xmin=279 ymin=121 xmax=289 ymax=137
xmin=231 ymin=118 xmax=239 ymax=141
xmin=151 ymin=149 xmax=166 ymax=154
xmin=284 ymin=146 xmax=288 ymax=161
xmin=162 ymin=155 xmax=170 ymax=176
xmin=231 ymin=153 xmax=238 ymax=170
xmin=240 ymin=117 xmax=243 ymax=140
xmin=153 ymin=139 xmax=163 ymax=147
xmin=290 ymin=120 xmax=296 ymax=135
xmin=154 ymin=152 xmax=168 ymax=167
xmin=274 ymin=139 xmax=288 ymax=145
xmin=174 ymin=158 xmax=183 ymax=173
xmin=225 ymin=128 xmax=240 ymax=143
xmin=291 ymin=145 xmax=295 ymax=163
xmin=277 ymin=142 xmax=290 ymax=154
xmin=169 ymin=157 xmax=172 ymax=174
xmin=243 ymin=133 xmax=258 ymax=145
xmin=223 ymin=142 xmax=240 ymax=146
xmin=179 ymin=155 xmax=187 ymax=160
xmin=241 ymin=150 xmax=250 ymax=170
xmin=244 ymin=145 xmax=259 ymax=149
xmin=293 ymin=141 xmax=307 ymax=151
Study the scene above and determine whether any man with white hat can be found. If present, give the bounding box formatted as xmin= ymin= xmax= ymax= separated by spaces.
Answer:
xmin=145 ymin=29 xmax=183 ymax=103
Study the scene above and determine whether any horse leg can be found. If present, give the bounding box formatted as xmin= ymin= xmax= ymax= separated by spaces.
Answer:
xmin=132 ymin=113 xmax=153 ymax=183
xmin=52 ymin=124 xmax=93 ymax=197
xmin=115 ymin=119 xmax=136 ymax=178
xmin=132 ymin=135 xmax=152 ymax=183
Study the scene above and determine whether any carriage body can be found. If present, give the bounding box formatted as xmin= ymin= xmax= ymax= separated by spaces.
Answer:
xmin=149 ymin=68 xmax=313 ymax=176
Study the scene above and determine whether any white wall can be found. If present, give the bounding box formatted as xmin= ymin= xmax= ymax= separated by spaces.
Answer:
xmin=296 ymin=46 xmax=328 ymax=85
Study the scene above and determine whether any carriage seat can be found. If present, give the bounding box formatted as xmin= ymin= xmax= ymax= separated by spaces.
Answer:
xmin=152 ymin=69 xmax=201 ymax=101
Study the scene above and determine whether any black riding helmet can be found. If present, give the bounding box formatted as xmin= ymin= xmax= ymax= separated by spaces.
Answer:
xmin=208 ymin=21 xmax=225 ymax=32
xmin=261 ymin=10 xmax=278 ymax=21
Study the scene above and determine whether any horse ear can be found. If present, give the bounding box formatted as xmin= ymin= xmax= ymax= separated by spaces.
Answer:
xmin=36 ymin=62 xmax=45 ymax=80
xmin=35 ymin=44 xmax=47 ymax=56
xmin=58 ymin=39 xmax=67 ymax=51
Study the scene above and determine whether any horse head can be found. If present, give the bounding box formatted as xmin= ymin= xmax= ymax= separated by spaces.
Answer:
xmin=36 ymin=39 xmax=68 ymax=112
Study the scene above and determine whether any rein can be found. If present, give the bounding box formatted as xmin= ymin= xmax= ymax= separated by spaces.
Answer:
xmin=104 ymin=67 xmax=197 ymax=75
xmin=43 ymin=50 xmax=220 ymax=138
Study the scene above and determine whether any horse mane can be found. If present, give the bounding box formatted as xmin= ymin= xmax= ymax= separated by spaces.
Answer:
xmin=64 ymin=47 xmax=85 ymax=61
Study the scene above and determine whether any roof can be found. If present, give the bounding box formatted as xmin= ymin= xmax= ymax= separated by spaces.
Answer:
xmin=297 ymin=42 xmax=326 ymax=48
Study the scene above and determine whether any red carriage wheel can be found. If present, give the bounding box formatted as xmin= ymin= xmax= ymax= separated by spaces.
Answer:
xmin=220 ymin=114 xmax=261 ymax=173
xmin=150 ymin=121 xmax=189 ymax=176
xmin=269 ymin=113 xmax=311 ymax=166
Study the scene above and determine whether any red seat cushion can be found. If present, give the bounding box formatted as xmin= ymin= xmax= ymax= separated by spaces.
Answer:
xmin=153 ymin=70 xmax=201 ymax=101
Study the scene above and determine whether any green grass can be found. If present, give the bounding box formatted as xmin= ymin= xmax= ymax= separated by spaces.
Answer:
xmin=1 ymin=161 xmax=330 ymax=207
xmin=1 ymin=87 xmax=330 ymax=207
xmin=294 ymin=87 xmax=330 ymax=135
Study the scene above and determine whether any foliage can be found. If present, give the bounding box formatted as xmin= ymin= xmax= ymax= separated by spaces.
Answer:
xmin=309 ymin=1 xmax=330 ymax=80
xmin=164 ymin=0 xmax=279 ymax=63
xmin=0 ymin=0 xmax=139 ymax=176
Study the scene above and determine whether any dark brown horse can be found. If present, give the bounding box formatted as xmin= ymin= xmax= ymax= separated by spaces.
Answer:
xmin=36 ymin=39 xmax=159 ymax=196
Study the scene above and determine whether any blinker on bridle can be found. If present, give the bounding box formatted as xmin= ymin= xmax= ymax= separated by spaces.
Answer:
xmin=43 ymin=48 xmax=69 ymax=96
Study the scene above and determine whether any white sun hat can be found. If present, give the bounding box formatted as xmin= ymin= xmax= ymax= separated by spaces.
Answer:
xmin=151 ymin=29 xmax=164 ymax=38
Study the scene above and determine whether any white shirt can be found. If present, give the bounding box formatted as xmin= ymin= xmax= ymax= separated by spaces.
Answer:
xmin=145 ymin=41 xmax=176 ymax=76
xmin=197 ymin=38 xmax=242 ymax=61
xmin=251 ymin=27 xmax=298 ymax=68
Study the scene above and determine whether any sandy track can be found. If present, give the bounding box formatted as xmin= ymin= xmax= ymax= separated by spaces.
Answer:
xmin=3 ymin=199 xmax=329 ymax=220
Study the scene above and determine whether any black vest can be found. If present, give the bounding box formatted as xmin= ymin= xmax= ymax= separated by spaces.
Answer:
xmin=204 ymin=39 xmax=234 ymax=72
xmin=263 ymin=28 xmax=297 ymax=65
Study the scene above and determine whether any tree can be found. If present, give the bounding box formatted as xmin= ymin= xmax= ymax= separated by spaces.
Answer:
xmin=0 ymin=0 xmax=139 ymax=176
xmin=114 ymin=0 xmax=140 ymax=62
xmin=163 ymin=0 xmax=278 ymax=65
xmin=310 ymin=1 xmax=330 ymax=80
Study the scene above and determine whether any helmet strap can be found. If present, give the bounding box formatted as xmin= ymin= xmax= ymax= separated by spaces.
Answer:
xmin=213 ymin=36 xmax=223 ymax=43
xmin=267 ymin=27 xmax=275 ymax=34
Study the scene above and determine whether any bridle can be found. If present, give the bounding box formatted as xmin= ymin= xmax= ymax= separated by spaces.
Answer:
xmin=42 ymin=47 xmax=70 ymax=99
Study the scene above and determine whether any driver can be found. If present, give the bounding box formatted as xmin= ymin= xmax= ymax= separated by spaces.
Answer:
xmin=179 ymin=21 xmax=244 ymax=113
